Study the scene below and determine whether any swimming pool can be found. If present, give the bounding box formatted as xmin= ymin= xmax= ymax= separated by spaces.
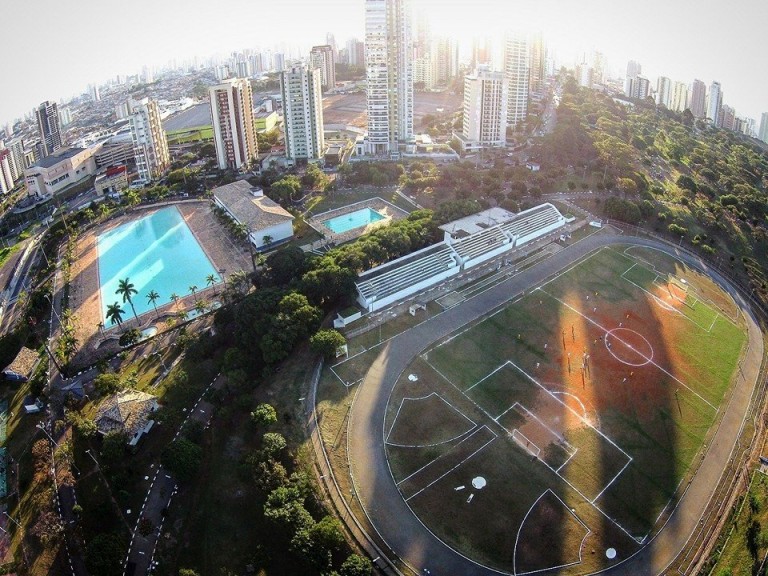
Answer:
xmin=97 ymin=206 xmax=219 ymax=323
xmin=322 ymin=208 xmax=386 ymax=234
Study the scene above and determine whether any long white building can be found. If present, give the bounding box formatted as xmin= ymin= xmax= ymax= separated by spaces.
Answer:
xmin=129 ymin=98 xmax=169 ymax=183
xmin=364 ymin=0 xmax=414 ymax=155
xmin=504 ymin=33 xmax=529 ymax=128
xmin=209 ymin=78 xmax=258 ymax=171
xmin=458 ymin=66 xmax=508 ymax=151
xmin=281 ymin=65 xmax=325 ymax=163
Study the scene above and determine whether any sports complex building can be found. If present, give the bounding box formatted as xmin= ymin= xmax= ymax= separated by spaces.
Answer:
xmin=355 ymin=203 xmax=566 ymax=312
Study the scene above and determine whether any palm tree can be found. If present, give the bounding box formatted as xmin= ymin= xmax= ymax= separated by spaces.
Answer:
xmin=146 ymin=290 xmax=160 ymax=318
xmin=188 ymin=285 xmax=198 ymax=302
xmin=169 ymin=292 xmax=180 ymax=309
xmin=206 ymin=274 xmax=218 ymax=295
xmin=194 ymin=299 xmax=208 ymax=317
xmin=116 ymin=278 xmax=139 ymax=322
xmin=262 ymin=235 xmax=273 ymax=247
xmin=106 ymin=302 xmax=125 ymax=329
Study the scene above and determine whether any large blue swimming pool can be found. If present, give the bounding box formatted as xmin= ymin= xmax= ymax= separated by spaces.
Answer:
xmin=322 ymin=208 xmax=386 ymax=234
xmin=97 ymin=206 xmax=219 ymax=323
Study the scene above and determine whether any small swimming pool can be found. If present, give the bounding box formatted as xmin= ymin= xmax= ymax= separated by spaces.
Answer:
xmin=322 ymin=208 xmax=386 ymax=234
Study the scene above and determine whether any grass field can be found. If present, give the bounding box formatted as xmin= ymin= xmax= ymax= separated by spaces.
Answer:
xmin=383 ymin=246 xmax=747 ymax=574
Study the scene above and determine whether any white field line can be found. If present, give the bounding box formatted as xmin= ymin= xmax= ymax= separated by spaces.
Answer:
xmin=538 ymin=288 xmax=718 ymax=412
xmin=405 ymin=435 xmax=497 ymax=502
xmin=624 ymin=275 xmax=678 ymax=313
xmin=511 ymin=429 xmax=541 ymax=458
xmin=551 ymin=390 xmax=589 ymax=419
xmin=592 ymin=456 xmax=634 ymax=504
xmin=385 ymin=392 xmax=476 ymax=447
xmin=538 ymin=246 xmax=607 ymax=290
xmin=555 ymin=447 xmax=580 ymax=473
xmin=503 ymin=401 xmax=577 ymax=458
xmin=466 ymin=362 xmax=510 ymax=392
xmin=395 ymin=425 xmax=487 ymax=486
xmin=707 ymin=311 xmax=720 ymax=333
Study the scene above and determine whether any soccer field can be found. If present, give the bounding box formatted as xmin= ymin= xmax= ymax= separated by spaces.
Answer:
xmin=383 ymin=246 xmax=747 ymax=574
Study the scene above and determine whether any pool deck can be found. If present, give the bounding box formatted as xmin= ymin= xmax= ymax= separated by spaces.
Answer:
xmin=306 ymin=197 xmax=409 ymax=246
xmin=66 ymin=201 xmax=251 ymax=368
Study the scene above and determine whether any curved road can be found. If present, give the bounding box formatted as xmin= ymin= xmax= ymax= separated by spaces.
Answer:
xmin=347 ymin=233 xmax=764 ymax=576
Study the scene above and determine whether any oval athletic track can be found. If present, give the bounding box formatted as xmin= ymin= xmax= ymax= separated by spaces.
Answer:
xmin=344 ymin=233 xmax=764 ymax=576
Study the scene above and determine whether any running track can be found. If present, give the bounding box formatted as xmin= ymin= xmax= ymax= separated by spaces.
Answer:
xmin=346 ymin=233 xmax=764 ymax=576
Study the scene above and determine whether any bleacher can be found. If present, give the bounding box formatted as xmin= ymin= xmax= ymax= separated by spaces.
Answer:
xmin=501 ymin=203 xmax=564 ymax=246
xmin=451 ymin=226 xmax=510 ymax=264
xmin=356 ymin=243 xmax=460 ymax=311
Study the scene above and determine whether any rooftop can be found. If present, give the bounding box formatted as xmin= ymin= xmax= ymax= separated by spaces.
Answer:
xmin=213 ymin=180 xmax=294 ymax=231
xmin=439 ymin=207 xmax=517 ymax=238
xmin=162 ymin=102 xmax=212 ymax=132
xmin=95 ymin=389 xmax=157 ymax=438
xmin=33 ymin=147 xmax=87 ymax=169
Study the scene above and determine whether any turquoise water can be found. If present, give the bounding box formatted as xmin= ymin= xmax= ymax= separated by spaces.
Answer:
xmin=322 ymin=208 xmax=385 ymax=233
xmin=97 ymin=206 xmax=220 ymax=323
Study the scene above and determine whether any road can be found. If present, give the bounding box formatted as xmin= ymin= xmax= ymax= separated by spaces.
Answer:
xmin=345 ymin=232 xmax=763 ymax=576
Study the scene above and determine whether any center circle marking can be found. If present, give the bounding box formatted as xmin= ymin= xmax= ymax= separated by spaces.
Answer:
xmin=604 ymin=328 xmax=653 ymax=367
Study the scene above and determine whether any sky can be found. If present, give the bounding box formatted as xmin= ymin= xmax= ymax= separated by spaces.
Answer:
xmin=2 ymin=0 xmax=766 ymax=126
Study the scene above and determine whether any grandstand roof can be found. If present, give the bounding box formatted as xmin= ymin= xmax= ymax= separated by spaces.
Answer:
xmin=439 ymin=207 xmax=517 ymax=238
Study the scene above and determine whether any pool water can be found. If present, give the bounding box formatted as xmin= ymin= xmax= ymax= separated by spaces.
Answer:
xmin=97 ymin=206 xmax=219 ymax=323
xmin=322 ymin=208 xmax=386 ymax=234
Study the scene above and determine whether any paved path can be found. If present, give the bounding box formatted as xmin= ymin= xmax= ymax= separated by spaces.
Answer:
xmin=346 ymin=233 xmax=764 ymax=576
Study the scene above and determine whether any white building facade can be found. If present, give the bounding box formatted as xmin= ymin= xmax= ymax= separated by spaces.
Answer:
xmin=707 ymin=81 xmax=723 ymax=127
xmin=310 ymin=45 xmax=336 ymax=91
xmin=281 ymin=65 xmax=325 ymax=162
xmin=129 ymin=98 xmax=170 ymax=183
xmin=209 ymin=78 xmax=258 ymax=171
xmin=459 ymin=67 xmax=508 ymax=151
xmin=670 ymin=81 xmax=688 ymax=113
xmin=504 ymin=33 xmax=529 ymax=128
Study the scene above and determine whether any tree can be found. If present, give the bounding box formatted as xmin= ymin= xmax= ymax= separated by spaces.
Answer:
xmin=260 ymin=432 xmax=287 ymax=460
xmin=310 ymin=329 xmax=346 ymax=360
xmin=106 ymin=302 xmax=125 ymax=329
xmin=94 ymin=372 xmax=123 ymax=396
xmin=339 ymin=554 xmax=373 ymax=576
xmin=179 ymin=570 xmax=202 ymax=576
xmin=146 ymin=289 xmax=160 ymax=318
xmin=86 ymin=532 xmax=126 ymax=576
xmin=262 ymin=234 xmax=273 ymax=247
xmin=206 ymin=274 xmax=218 ymax=294
xmin=100 ymin=431 xmax=128 ymax=469
xmin=251 ymin=403 xmax=277 ymax=428
xmin=162 ymin=438 xmax=202 ymax=482
xmin=188 ymin=284 xmax=198 ymax=302
xmin=116 ymin=278 xmax=139 ymax=322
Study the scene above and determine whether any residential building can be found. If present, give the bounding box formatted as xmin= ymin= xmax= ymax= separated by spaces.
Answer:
xmin=89 ymin=84 xmax=101 ymax=102
xmin=689 ymin=79 xmax=707 ymax=118
xmin=254 ymin=111 xmax=278 ymax=133
xmin=129 ymin=97 xmax=170 ymax=182
xmin=0 ymin=147 xmax=14 ymax=194
xmin=576 ymin=61 xmax=592 ymax=88
xmin=656 ymin=76 xmax=671 ymax=107
xmin=4 ymin=138 xmax=25 ymax=182
xmin=457 ymin=66 xmax=508 ymax=152
xmin=310 ymin=45 xmax=336 ymax=91
xmin=759 ymin=112 xmax=768 ymax=144
xmin=35 ymin=101 xmax=63 ymax=157
xmin=592 ymin=51 xmax=605 ymax=85
xmin=720 ymin=104 xmax=735 ymax=131
xmin=346 ymin=38 xmax=364 ymax=67
xmin=413 ymin=57 xmax=435 ymax=90
xmin=24 ymin=147 xmax=97 ymax=196
xmin=528 ymin=34 xmax=546 ymax=95
xmin=626 ymin=60 xmax=642 ymax=79
xmin=625 ymin=75 xmax=650 ymax=100
xmin=209 ymin=78 xmax=258 ymax=171
xmin=281 ymin=65 xmax=325 ymax=162
xmin=471 ymin=37 xmax=493 ymax=70
xmin=671 ymin=81 xmax=688 ymax=113
xmin=212 ymin=180 xmax=294 ymax=250
xmin=236 ymin=60 xmax=252 ymax=79
xmin=431 ymin=36 xmax=459 ymax=85
xmin=95 ymin=389 xmax=158 ymax=447
xmin=58 ymin=107 xmax=73 ymax=127
xmin=504 ymin=33 xmax=529 ymax=128
xmin=94 ymin=165 xmax=129 ymax=196
xmin=364 ymin=0 xmax=414 ymax=155
xmin=707 ymin=81 xmax=723 ymax=126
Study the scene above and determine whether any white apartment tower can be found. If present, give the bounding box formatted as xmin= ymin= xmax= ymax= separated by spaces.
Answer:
xmin=707 ymin=81 xmax=723 ymax=127
xmin=431 ymin=36 xmax=459 ymax=85
xmin=310 ymin=45 xmax=336 ymax=91
xmin=364 ymin=0 xmax=414 ymax=155
xmin=670 ymin=81 xmax=688 ymax=113
xmin=209 ymin=78 xmax=258 ymax=171
xmin=128 ymin=98 xmax=170 ymax=183
xmin=656 ymin=77 xmax=672 ymax=107
xmin=689 ymin=79 xmax=707 ymax=118
xmin=529 ymin=34 xmax=546 ymax=95
xmin=280 ymin=65 xmax=325 ymax=162
xmin=504 ymin=33 xmax=529 ymax=128
xmin=35 ymin=101 xmax=62 ymax=157
xmin=461 ymin=67 xmax=508 ymax=150
xmin=758 ymin=112 xmax=768 ymax=144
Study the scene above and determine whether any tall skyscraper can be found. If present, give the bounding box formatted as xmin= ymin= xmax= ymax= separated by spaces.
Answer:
xmin=0 ymin=145 xmax=15 ymax=194
xmin=626 ymin=60 xmax=642 ymax=79
xmin=528 ymin=34 xmax=546 ymax=95
xmin=129 ymin=98 xmax=170 ymax=182
xmin=504 ymin=33 xmax=529 ymax=128
xmin=670 ymin=81 xmax=688 ymax=113
xmin=720 ymin=104 xmax=735 ymax=131
xmin=364 ymin=0 xmax=413 ymax=155
xmin=689 ymin=79 xmax=707 ymax=118
xmin=310 ymin=45 xmax=336 ymax=91
xmin=471 ymin=37 xmax=493 ymax=70
xmin=576 ymin=60 xmax=593 ymax=88
xmin=35 ymin=101 xmax=62 ymax=157
xmin=759 ymin=112 xmax=768 ymax=144
xmin=656 ymin=77 xmax=671 ymax=107
xmin=592 ymin=51 xmax=605 ymax=85
xmin=89 ymin=84 xmax=101 ymax=102
xmin=280 ymin=65 xmax=325 ymax=162
xmin=707 ymin=81 xmax=723 ymax=126
xmin=431 ymin=36 xmax=459 ymax=85
xmin=346 ymin=38 xmax=364 ymax=67
xmin=209 ymin=78 xmax=258 ymax=171
xmin=461 ymin=66 xmax=508 ymax=149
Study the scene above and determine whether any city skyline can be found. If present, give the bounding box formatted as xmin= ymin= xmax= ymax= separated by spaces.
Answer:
xmin=2 ymin=0 xmax=767 ymax=125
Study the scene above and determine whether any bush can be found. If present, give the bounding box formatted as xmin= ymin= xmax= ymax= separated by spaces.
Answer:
xmin=162 ymin=438 xmax=203 ymax=483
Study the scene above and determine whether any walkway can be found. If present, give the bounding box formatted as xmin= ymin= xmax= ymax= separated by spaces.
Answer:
xmin=344 ymin=233 xmax=764 ymax=576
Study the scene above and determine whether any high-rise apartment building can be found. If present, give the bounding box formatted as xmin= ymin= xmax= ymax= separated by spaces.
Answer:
xmin=35 ymin=101 xmax=62 ymax=157
xmin=592 ymin=52 xmax=605 ymax=85
xmin=504 ymin=33 xmax=529 ymax=128
xmin=720 ymin=104 xmax=735 ymax=131
xmin=759 ymin=112 xmax=768 ymax=144
xmin=460 ymin=66 xmax=508 ymax=150
xmin=670 ymin=81 xmax=688 ymax=113
xmin=656 ymin=77 xmax=671 ymax=107
xmin=129 ymin=98 xmax=170 ymax=183
xmin=5 ymin=138 xmax=26 ymax=182
xmin=626 ymin=60 xmax=642 ymax=79
xmin=413 ymin=57 xmax=435 ymax=90
xmin=707 ymin=81 xmax=723 ymax=126
xmin=528 ymin=34 xmax=546 ymax=95
xmin=346 ymin=38 xmax=364 ymax=67
xmin=280 ymin=65 xmax=325 ymax=162
xmin=471 ymin=37 xmax=493 ymax=70
xmin=310 ymin=45 xmax=336 ymax=91
xmin=209 ymin=78 xmax=258 ymax=171
xmin=364 ymin=0 xmax=414 ymax=155
xmin=431 ymin=36 xmax=459 ymax=85
xmin=576 ymin=61 xmax=593 ymax=88
xmin=689 ymin=79 xmax=707 ymax=118
xmin=0 ymin=145 xmax=15 ymax=194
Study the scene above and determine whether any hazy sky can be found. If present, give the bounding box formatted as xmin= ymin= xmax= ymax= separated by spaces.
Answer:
xmin=2 ymin=0 xmax=766 ymax=126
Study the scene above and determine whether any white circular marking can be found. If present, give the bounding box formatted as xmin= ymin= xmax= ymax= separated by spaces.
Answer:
xmin=408 ymin=374 xmax=418 ymax=381
xmin=471 ymin=476 xmax=487 ymax=489
xmin=606 ymin=548 xmax=617 ymax=559
xmin=604 ymin=328 xmax=653 ymax=367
